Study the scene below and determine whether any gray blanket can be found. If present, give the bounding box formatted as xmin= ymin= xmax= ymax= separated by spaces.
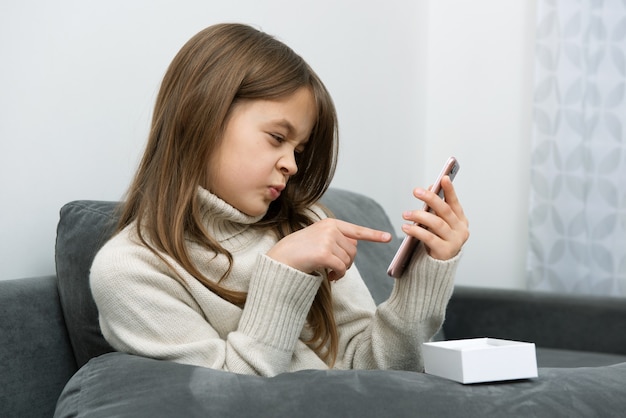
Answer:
xmin=55 ymin=352 xmax=626 ymax=417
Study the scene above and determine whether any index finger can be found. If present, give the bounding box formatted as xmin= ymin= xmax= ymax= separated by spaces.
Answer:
xmin=335 ymin=219 xmax=392 ymax=243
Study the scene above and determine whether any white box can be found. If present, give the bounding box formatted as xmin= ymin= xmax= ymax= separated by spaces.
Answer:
xmin=422 ymin=338 xmax=538 ymax=384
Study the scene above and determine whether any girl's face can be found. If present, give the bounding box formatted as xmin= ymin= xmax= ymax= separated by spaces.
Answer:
xmin=205 ymin=87 xmax=317 ymax=216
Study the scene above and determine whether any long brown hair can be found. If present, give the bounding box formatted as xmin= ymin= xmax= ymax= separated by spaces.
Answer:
xmin=117 ymin=23 xmax=339 ymax=364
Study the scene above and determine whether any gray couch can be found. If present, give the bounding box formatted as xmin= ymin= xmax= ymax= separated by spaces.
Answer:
xmin=2 ymin=188 xmax=626 ymax=417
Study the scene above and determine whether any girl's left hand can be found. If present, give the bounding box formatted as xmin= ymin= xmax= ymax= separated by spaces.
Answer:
xmin=401 ymin=176 xmax=469 ymax=260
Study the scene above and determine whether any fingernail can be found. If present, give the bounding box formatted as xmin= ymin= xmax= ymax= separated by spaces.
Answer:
xmin=415 ymin=188 xmax=425 ymax=197
xmin=382 ymin=232 xmax=391 ymax=241
xmin=403 ymin=211 xmax=412 ymax=219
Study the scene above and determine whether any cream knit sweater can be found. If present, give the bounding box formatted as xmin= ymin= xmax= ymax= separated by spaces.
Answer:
xmin=90 ymin=187 xmax=460 ymax=377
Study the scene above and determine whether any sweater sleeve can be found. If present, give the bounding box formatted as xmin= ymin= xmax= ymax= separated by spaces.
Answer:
xmin=90 ymin=235 xmax=322 ymax=377
xmin=225 ymin=254 xmax=324 ymax=375
xmin=331 ymin=244 xmax=460 ymax=372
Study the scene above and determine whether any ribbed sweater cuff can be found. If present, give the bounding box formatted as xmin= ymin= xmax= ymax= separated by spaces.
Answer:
xmin=386 ymin=247 xmax=460 ymax=321
xmin=238 ymin=254 xmax=323 ymax=351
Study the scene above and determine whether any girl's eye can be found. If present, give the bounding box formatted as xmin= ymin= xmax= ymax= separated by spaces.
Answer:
xmin=270 ymin=133 xmax=284 ymax=143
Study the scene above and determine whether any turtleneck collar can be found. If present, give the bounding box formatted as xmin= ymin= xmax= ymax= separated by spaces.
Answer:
xmin=196 ymin=187 xmax=266 ymax=246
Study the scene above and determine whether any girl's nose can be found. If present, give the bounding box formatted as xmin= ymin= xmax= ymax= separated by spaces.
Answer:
xmin=279 ymin=152 xmax=298 ymax=176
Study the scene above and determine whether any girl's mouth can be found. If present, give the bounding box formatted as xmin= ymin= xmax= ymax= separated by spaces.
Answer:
xmin=269 ymin=184 xmax=285 ymax=200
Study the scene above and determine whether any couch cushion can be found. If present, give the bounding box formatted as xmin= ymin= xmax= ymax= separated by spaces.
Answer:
xmin=55 ymin=189 xmax=400 ymax=367
xmin=54 ymin=352 xmax=626 ymax=418
xmin=55 ymin=200 xmax=118 ymax=368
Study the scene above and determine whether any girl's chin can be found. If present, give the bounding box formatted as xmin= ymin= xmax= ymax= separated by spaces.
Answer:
xmin=238 ymin=203 xmax=270 ymax=218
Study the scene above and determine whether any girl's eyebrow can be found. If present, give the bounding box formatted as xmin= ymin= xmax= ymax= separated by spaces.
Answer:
xmin=271 ymin=119 xmax=310 ymax=144
xmin=272 ymin=119 xmax=296 ymax=134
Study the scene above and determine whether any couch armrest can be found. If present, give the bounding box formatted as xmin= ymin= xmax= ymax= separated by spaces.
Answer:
xmin=0 ymin=276 xmax=78 ymax=418
xmin=443 ymin=286 xmax=626 ymax=355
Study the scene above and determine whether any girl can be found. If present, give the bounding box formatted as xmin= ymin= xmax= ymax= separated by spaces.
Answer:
xmin=90 ymin=23 xmax=469 ymax=377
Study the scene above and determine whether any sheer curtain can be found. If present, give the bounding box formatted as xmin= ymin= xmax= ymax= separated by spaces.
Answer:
xmin=528 ymin=0 xmax=626 ymax=296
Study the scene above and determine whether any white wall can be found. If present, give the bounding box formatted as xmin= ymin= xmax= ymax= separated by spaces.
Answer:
xmin=0 ymin=0 xmax=535 ymax=290
xmin=419 ymin=0 xmax=537 ymax=289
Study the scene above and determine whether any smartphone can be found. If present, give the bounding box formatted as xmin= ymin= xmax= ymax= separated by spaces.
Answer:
xmin=386 ymin=156 xmax=460 ymax=278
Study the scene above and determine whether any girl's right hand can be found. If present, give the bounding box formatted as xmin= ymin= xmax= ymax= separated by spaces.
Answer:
xmin=266 ymin=219 xmax=392 ymax=281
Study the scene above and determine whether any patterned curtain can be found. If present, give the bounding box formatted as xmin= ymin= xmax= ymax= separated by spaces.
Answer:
xmin=528 ymin=0 xmax=626 ymax=296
